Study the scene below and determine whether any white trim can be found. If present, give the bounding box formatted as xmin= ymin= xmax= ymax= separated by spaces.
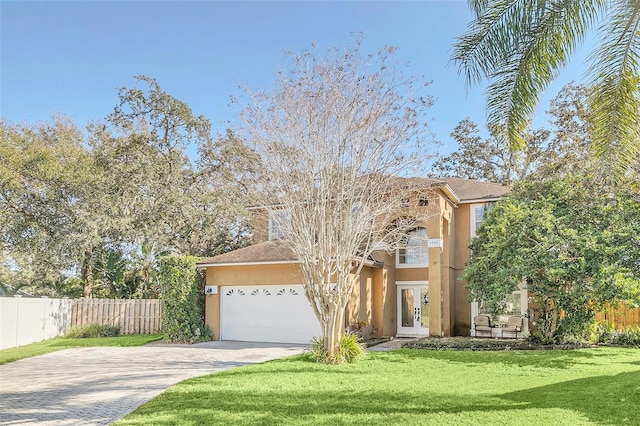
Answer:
xmin=395 ymin=257 xmax=430 ymax=268
xmin=395 ymin=262 xmax=429 ymax=269
xmin=200 ymin=257 xmax=381 ymax=268
xmin=396 ymin=227 xmax=429 ymax=268
xmin=396 ymin=282 xmax=430 ymax=337
xmin=440 ymin=184 xmax=461 ymax=204
xmin=470 ymin=202 xmax=495 ymax=239
xmin=460 ymin=197 xmax=502 ymax=204
xmin=470 ymin=203 xmax=482 ymax=239
xmin=396 ymin=280 xmax=429 ymax=286
xmin=198 ymin=260 xmax=299 ymax=268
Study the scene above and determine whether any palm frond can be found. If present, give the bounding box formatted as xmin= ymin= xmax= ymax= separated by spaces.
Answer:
xmin=453 ymin=0 xmax=542 ymax=87
xmin=454 ymin=0 xmax=607 ymax=150
xmin=588 ymin=0 xmax=640 ymax=173
xmin=468 ymin=0 xmax=489 ymax=17
xmin=485 ymin=0 xmax=602 ymax=149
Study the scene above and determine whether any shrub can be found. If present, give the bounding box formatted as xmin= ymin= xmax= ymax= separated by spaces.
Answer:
xmin=308 ymin=332 xmax=365 ymax=364
xmin=403 ymin=336 xmax=596 ymax=351
xmin=66 ymin=323 xmax=121 ymax=338
xmin=590 ymin=322 xmax=640 ymax=346
xmin=160 ymin=255 xmax=209 ymax=344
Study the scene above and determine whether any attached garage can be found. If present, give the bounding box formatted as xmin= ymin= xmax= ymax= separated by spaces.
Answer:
xmin=220 ymin=284 xmax=321 ymax=344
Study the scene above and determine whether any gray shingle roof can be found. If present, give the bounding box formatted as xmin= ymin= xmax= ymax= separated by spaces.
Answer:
xmin=440 ymin=177 xmax=509 ymax=201
xmin=390 ymin=176 xmax=509 ymax=202
xmin=197 ymin=240 xmax=296 ymax=265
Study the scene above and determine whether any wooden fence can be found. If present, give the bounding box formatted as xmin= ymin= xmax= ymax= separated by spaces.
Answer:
xmin=595 ymin=305 xmax=640 ymax=329
xmin=71 ymin=299 xmax=162 ymax=334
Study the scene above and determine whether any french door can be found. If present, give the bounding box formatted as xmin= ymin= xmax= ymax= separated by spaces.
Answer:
xmin=397 ymin=284 xmax=429 ymax=337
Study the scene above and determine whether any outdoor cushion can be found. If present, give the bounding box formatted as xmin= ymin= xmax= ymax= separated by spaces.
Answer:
xmin=473 ymin=315 xmax=493 ymax=337
xmin=501 ymin=316 xmax=523 ymax=338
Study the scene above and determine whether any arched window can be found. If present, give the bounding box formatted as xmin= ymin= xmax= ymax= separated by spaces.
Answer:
xmin=397 ymin=227 xmax=428 ymax=266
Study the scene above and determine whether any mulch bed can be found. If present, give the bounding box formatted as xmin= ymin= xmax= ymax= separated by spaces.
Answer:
xmin=400 ymin=337 xmax=603 ymax=351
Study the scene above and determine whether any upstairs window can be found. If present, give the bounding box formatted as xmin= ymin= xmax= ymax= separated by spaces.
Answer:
xmin=470 ymin=202 xmax=495 ymax=238
xmin=268 ymin=209 xmax=290 ymax=240
xmin=397 ymin=227 xmax=428 ymax=267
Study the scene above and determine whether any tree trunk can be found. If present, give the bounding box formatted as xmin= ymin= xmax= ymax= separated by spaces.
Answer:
xmin=537 ymin=298 xmax=560 ymax=342
xmin=323 ymin=304 xmax=346 ymax=361
xmin=80 ymin=249 xmax=94 ymax=298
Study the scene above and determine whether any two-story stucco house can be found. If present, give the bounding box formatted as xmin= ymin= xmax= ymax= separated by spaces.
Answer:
xmin=197 ymin=177 xmax=527 ymax=344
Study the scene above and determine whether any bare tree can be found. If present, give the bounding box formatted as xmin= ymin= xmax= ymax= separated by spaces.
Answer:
xmin=237 ymin=42 xmax=436 ymax=362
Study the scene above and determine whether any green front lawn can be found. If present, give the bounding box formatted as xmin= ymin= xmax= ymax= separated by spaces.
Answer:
xmin=116 ymin=347 xmax=640 ymax=425
xmin=0 ymin=334 xmax=164 ymax=365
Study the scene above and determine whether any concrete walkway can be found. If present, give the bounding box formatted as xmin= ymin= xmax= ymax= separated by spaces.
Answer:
xmin=0 ymin=341 xmax=305 ymax=426
xmin=367 ymin=337 xmax=416 ymax=351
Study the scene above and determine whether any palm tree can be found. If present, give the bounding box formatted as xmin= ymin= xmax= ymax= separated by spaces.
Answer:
xmin=452 ymin=0 xmax=640 ymax=173
xmin=132 ymin=238 xmax=173 ymax=298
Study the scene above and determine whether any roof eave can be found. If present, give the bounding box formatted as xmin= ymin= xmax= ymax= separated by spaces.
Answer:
xmin=439 ymin=183 xmax=461 ymax=204
xmin=197 ymin=260 xmax=300 ymax=268
xmin=458 ymin=196 xmax=504 ymax=204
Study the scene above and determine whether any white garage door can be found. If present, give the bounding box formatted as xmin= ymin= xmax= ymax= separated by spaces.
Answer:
xmin=220 ymin=285 xmax=321 ymax=344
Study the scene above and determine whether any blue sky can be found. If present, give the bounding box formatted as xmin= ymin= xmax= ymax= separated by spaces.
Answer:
xmin=1 ymin=0 xmax=590 ymax=155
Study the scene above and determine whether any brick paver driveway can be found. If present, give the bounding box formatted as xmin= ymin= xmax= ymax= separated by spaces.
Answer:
xmin=0 ymin=341 xmax=305 ymax=425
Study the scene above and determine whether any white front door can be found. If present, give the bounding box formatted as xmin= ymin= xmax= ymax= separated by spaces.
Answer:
xmin=397 ymin=285 xmax=429 ymax=337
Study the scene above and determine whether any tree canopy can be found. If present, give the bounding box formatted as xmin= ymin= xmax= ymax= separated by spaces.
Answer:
xmin=0 ymin=77 xmax=251 ymax=298
xmin=464 ymin=176 xmax=640 ymax=342
xmin=434 ymin=82 xmax=640 ymax=184
xmin=432 ymin=118 xmax=547 ymax=184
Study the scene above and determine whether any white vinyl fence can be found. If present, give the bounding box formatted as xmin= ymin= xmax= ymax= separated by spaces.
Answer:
xmin=0 ymin=297 xmax=73 ymax=350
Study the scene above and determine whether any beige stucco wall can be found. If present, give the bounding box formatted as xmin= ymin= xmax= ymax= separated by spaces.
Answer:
xmin=347 ymin=267 xmax=374 ymax=329
xmin=204 ymin=292 xmax=220 ymax=340
xmin=453 ymin=203 xmax=472 ymax=335
xmin=426 ymin=196 xmax=444 ymax=336
xmin=371 ymin=267 xmax=385 ymax=338
xmin=373 ymin=250 xmax=397 ymax=337
xmin=395 ymin=268 xmax=429 ymax=282
xmin=207 ymin=263 xmax=304 ymax=286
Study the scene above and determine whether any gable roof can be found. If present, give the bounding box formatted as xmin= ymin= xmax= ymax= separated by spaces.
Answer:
xmin=390 ymin=176 xmax=509 ymax=203
xmin=439 ymin=177 xmax=509 ymax=202
xmin=197 ymin=239 xmax=384 ymax=268
xmin=197 ymin=240 xmax=296 ymax=266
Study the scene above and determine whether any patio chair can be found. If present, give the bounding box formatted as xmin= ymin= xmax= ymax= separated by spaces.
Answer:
xmin=501 ymin=316 xmax=523 ymax=338
xmin=473 ymin=315 xmax=493 ymax=338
